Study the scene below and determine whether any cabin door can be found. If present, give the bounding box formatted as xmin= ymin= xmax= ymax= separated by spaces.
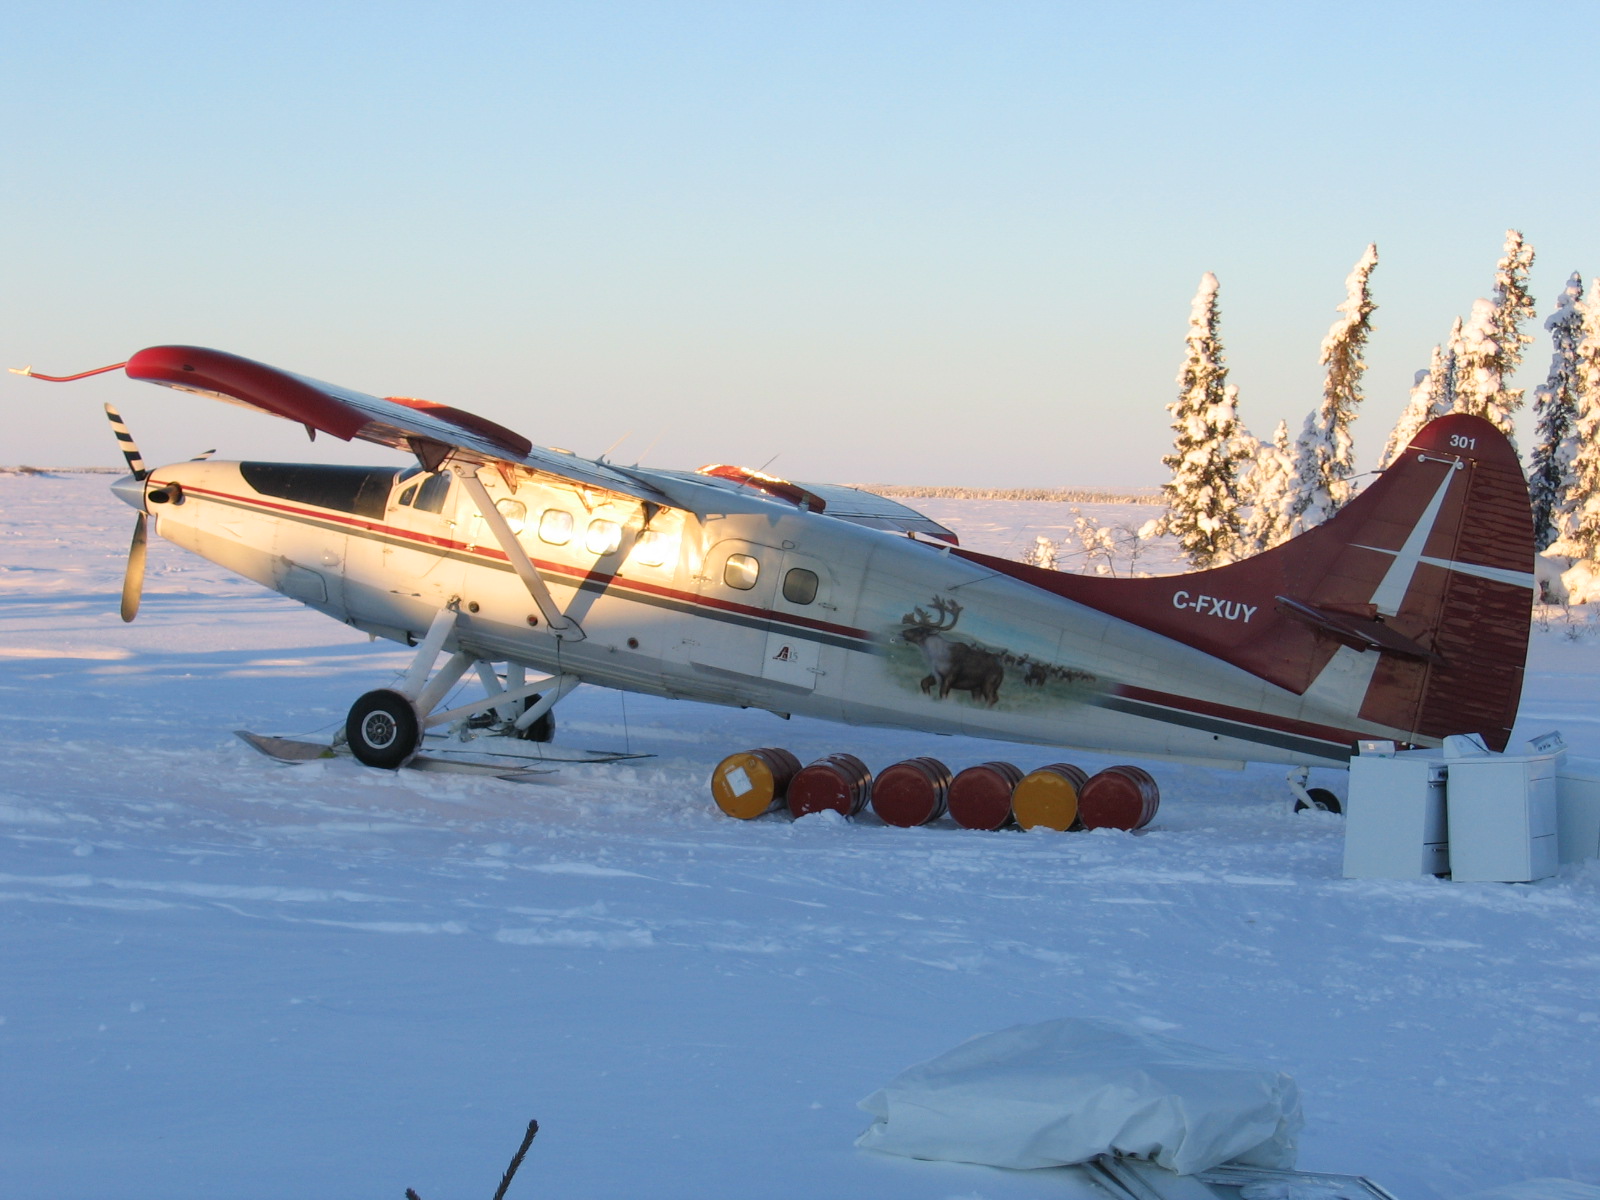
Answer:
xmin=759 ymin=550 xmax=833 ymax=691
xmin=685 ymin=539 xmax=779 ymax=682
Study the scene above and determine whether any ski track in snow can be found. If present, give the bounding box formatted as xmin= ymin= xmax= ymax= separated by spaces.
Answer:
xmin=3 ymin=475 xmax=1600 ymax=1199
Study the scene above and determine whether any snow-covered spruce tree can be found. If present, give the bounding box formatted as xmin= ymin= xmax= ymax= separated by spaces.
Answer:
xmin=1380 ymin=344 xmax=1450 ymax=468
xmin=1286 ymin=244 xmax=1378 ymax=532
xmin=1554 ymin=279 xmax=1600 ymax=564
xmin=1529 ymin=272 xmax=1587 ymax=550
xmin=1452 ymin=231 xmax=1537 ymax=445
xmin=1440 ymin=317 xmax=1462 ymax=410
xmin=1240 ymin=419 xmax=1298 ymax=553
xmin=1452 ymin=298 xmax=1505 ymax=429
xmin=1163 ymin=273 xmax=1252 ymax=568
xmin=1490 ymin=228 xmax=1538 ymax=410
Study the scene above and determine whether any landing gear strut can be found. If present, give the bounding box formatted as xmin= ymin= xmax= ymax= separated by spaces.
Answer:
xmin=340 ymin=606 xmax=576 ymax=769
xmin=1287 ymin=766 xmax=1343 ymax=814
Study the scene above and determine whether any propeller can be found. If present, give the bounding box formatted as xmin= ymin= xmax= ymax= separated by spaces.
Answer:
xmin=121 ymin=513 xmax=147 ymax=623
xmin=100 ymin=406 xmax=212 ymax=622
xmin=104 ymin=404 xmax=149 ymax=623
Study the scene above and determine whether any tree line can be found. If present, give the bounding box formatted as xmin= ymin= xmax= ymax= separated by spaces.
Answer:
xmin=1159 ymin=231 xmax=1600 ymax=592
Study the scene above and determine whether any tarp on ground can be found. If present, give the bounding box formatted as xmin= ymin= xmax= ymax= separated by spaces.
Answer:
xmin=856 ymin=1017 xmax=1302 ymax=1175
xmin=1459 ymin=1183 xmax=1600 ymax=1200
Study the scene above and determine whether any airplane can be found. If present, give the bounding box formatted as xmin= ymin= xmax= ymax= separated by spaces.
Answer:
xmin=14 ymin=346 xmax=1535 ymax=810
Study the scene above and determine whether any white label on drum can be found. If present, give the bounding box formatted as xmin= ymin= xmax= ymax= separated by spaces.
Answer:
xmin=725 ymin=766 xmax=753 ymax=797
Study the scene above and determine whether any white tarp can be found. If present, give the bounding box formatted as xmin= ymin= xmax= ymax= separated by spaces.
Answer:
xmin=1459 ymin=1183 xmax=1600 ymax=1200
xmin=856 ymin=1017 xmax=1303 ymax=1175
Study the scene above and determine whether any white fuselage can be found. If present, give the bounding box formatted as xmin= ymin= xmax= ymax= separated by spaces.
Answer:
xmin=134 ymin=459 xmax=1405 ymax=767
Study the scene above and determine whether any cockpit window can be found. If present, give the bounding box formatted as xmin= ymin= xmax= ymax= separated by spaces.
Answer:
xmin=410 ymin=472 xmax=452 ymax=514
xmin=240 ymin=463 xmax=395 ymax=520
xmin=396 ymin=466 xmax=423 ymax=507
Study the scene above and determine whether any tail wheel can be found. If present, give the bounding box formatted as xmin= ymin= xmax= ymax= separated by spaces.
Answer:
xmin=1294 ymin=786 xmax=1342 ymax=814
xmin=515 ymin=693 xmax=555 ymax=743
xmin=346 ymin=689 xmax=421 ymax=769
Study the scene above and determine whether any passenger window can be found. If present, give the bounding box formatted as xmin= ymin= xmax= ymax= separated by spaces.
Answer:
xmin=412 ymin=472 xmax=452 ymax=514
xmin=539 ymin=509 xmax=573 ymax=545
xmin=782 ymin=567 xmax=819 ymax=605
xmin=633 ymin=530 xmax=669 ymax=567
xmin=586 ymin=519 xmax=622 ymax=556
xmin=724 ymin=553 xmax=760 ymax=590
xmin=496 ymin=498 xmax=527 ymax=534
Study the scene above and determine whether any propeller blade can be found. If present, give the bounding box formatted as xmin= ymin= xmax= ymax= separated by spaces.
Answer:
xmin=104 ymin=403 xmax=148 ymax=479
xmin=121 ymin=513 xmax=147 ymax=623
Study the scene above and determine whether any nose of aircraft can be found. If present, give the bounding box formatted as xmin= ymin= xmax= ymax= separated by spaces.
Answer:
xmin=110 ymin=473 xmax=146 ymax=512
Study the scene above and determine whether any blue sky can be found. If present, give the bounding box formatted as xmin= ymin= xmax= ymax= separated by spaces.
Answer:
xmin=3 ymin=2 xmax=1595 ymax=486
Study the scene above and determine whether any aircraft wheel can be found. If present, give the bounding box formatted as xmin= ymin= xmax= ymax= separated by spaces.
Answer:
xmin=1294 ymin=786 xmax=1342 ymax=814
xmin=345 ymin=689 xmax=421 ymax=769
xmin=515 ymin=694 xmax=555 ymax=743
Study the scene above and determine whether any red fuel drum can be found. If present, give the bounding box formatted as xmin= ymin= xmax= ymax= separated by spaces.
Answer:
xmin=710 ymin=747 xmax=802 ymax=820
xmin=947 ymin=761 xmax=1024 ymax=830
xmin=787 ymin=753 xmax=873 ymax=818
xmin=1011 ymin=763 xmax=1090 ymax=831
xmin=1078 ymin=765 xmax=1161 ymax=830
xmin=870 ymin=757 xmax=953 ymax=827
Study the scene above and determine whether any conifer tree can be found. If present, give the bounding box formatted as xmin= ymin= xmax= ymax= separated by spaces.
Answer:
xmin=1163 ymin=273 xmax=1252 ymax=568
xmin=1286 ymin=245 xmax=1378 ymax=531
xmin=1529 ymin=272 xmax=1586 ymax=550
xmin=1452 ymin=298 xmax=1504 ymax=428
xmin=1441 ymin=316 xmax=1462 ymax=411
xmin=1452 ymin=231 xmax=1537 ymax=445
xmin=1381 ymin=345 xmax=1449 ymax=468
xmin=1239 ymin=420 xmax=1298 ymax=553
xmin=1490 ymin=228 xmax=1538 ymax=406
xmin=1554 ymin=279 xmax=1600 ymax=562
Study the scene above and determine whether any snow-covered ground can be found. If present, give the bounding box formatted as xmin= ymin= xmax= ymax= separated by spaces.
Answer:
xmin=3 ymin=473 xmax=1599 ymax=1200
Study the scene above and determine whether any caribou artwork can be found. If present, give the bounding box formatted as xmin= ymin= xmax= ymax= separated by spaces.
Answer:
xmin=900 ymin=596 xmax=1005 ymax=706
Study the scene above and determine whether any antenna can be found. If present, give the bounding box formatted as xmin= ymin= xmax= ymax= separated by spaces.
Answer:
xmin=598 ymin=430 xmax=632 ymax=463
xmin=630 ymin=429 xmax=664 ymax=467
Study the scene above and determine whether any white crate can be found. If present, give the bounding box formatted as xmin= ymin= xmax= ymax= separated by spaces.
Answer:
xmin=1557 ymin=758 xmax=1600 ymax=864
xmin=1445 ymin=755 xmax=1558 ymax=883
xmin=1343 ymin=751 xmax=1449 ymax=879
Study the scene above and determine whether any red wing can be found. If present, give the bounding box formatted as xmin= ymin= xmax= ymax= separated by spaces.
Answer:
xmin=122 ymin=345 xmax=674 ymax=501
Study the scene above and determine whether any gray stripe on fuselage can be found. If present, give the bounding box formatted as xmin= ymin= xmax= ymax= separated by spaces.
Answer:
xmin=1095 ymin=695 xmax=1353 ymax=762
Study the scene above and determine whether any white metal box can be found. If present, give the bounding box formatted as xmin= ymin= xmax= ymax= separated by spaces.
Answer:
xmin=1343 ymin=751 xmax=1449 ymax=879
xmin=1445 ymin=755 xmax=1558 ymax=883
xmin=1556 ymin=757 xmax=1600 ymax=864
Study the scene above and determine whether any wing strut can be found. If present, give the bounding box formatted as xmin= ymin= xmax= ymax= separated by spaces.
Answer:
xmin=452 ymin=466 xmax=586 ymax=641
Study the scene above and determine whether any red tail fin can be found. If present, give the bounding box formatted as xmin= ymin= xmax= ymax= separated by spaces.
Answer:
xmin=957 ymin=414 xmax=1534 ymax=750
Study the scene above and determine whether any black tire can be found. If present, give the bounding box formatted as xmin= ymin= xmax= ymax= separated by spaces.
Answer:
xmin=345 ymin=689 xmax=421 ymax=769
xmin=515 ymin=693 xmax=555 ymax=743
xmin=1294 ymin=786 xmax=1343 ymax=814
